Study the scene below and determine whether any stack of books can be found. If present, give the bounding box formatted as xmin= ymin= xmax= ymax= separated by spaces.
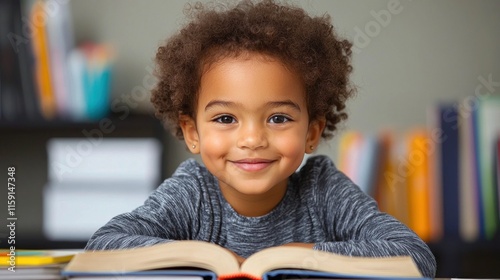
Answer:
xmin=0 ymin=249 xmax=79 ymax=280
xmin=43 ymin=138 xmax=162 ymax=242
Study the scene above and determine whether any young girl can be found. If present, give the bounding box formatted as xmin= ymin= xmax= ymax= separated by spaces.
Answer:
xmin=86 ymin=0 xmax=436 ymax=277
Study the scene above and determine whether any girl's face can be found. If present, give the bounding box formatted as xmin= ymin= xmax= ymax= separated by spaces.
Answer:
xmin=181 ymin=54 xmax=324 ymax=212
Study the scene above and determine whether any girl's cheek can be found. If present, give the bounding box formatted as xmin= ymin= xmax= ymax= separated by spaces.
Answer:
xmin=202 ymin=132 xmax=232 ymax=152
xmin=274 ymin=135 xmax=305 ymax=155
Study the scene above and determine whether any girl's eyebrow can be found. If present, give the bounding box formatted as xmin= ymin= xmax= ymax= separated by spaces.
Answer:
xmin=204 ymin=100 xmax=235 ymax=111
xmin=204 ymin=99 xmax=301 ymax=112
xmin=267 ymin=100 xmax=301 ymax=112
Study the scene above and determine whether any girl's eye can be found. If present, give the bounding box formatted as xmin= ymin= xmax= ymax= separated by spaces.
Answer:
xmin=214 ymin=115 xmax=236 ymax=124
xmin=269 ymin=115 xmax=291 ymax=124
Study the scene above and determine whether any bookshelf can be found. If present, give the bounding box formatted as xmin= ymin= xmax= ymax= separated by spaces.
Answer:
xmin=336 ymin=125 xmax=500 ymax=278
xmin=0 ymin=113 xmax=167 ymax=250
xmin=0 ymin=113 xmax=161 ymax=130
xmin=428 ymin=235 xmax=500 ymax=277
xmin=0 ymin=0 xmax=171 ymax=253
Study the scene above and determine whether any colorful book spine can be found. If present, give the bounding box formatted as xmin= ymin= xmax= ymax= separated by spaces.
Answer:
xmin=459 ymin=106 xmax=480 ymax=241
xmin=426 ymin=106 xmax=443 ymax=242
xmin=46 ymin=0 xmax=74 ymax=118
xmin=338 ymin=131 xmax=363 ymax=189
xmin=31 ymin=0 xmax=57 ymax=119
xmin=475 ymin=97 xmax=500 ymax=239
xmin=438 ymin=104 xmax=460 ymax=239
xmin=405 ymin=129 xmax=431 ymax=242
xmin=496 ymin=136 xmax=500 ymax=218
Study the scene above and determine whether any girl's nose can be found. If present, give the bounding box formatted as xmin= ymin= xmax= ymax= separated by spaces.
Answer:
xmin=236 ymin=122 xmax=268 ymax=150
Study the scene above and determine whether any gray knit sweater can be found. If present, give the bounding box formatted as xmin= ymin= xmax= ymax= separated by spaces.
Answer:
xmin=85 ymin=155 xmax=436 ymax=277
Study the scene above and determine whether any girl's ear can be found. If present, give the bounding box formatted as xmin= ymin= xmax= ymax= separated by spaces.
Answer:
xmin=305 ymin=117 xmax=326 ymax=154
xmin=179 ymin=115 xmax=200 ymax=154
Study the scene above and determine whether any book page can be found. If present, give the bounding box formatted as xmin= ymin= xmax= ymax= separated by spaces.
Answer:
xmin=64 ymin=241 xmax=239 ymax=275
xmin=240 ymin=246 xmax=422 ymax=278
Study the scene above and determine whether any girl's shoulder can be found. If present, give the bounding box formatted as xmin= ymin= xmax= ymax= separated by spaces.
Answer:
xmin=172 ymin=158 xmax=208 ymax=177
xmin=295 ymin=155 xmax=339 ymax=182
xmin=155 ymin=158 xmax=218 ymax=197
xmin=293 ymin=155 xmax=356 ymax=195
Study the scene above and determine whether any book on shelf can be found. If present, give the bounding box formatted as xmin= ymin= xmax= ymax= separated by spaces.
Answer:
xmin=405 ymin=129 xmax=432 ymax=242
xmin=496 ymin=136 xmax=500 ymax=216
xmin=458 ymin=103 xmax=480 ymax=241
xmin=372 ymin=131 xmax=392 ymax=208
xmin=337 ymin=131 xmax=381 ymax=197
xmin=474 ymin=96 xmax=500 ymax=239
xmin=0 ymin=264 xmax=67 ymax=280
xmin=0 ymin=0 xmax=41 ymax=121
xmin=0 ymin=249 xmax=79 ymax=280
xmin=437 ymin=103 xmax=461 ymax=239
xmin=31 ymin=0 xmax=57 ymax=120
xmin=62 ymin=240 xmax=423 ymax=280
xmin=373 ymin=132 xmax=411 ymax=228
xmin=46 ymin=0 xmax=74 ymax=119
xmin=0 ymin=249 xmax=78 ymax=266
xmin=425 ymin=106 xmax=443 ymax=243
xmin=338 ymin=131 xmax=363 ymax=189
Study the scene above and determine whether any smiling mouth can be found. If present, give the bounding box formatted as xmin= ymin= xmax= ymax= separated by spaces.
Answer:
xmin=230 ymin=159 xmax=275 ymax=172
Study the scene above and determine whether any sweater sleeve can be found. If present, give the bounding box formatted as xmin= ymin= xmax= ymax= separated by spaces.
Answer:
xmin=85 ymin=163 xmax=202 ymax=250
xmin=310 ymin=157 xmax=437 ymax=278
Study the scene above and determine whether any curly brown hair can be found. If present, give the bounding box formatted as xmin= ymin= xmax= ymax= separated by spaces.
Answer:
xmin=151 ymin=0 xmax=355 ymax=140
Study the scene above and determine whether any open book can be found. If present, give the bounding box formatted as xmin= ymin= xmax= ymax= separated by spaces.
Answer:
xmin=62 ymin=240 xmax=423 ymax=279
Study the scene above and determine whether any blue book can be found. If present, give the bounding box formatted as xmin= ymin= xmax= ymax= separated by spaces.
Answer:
xmin=438 ymin=104 xmax=460 ymax=239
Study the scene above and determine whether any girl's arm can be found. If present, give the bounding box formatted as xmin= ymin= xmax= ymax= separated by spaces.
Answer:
xmin=85 ymin=177 xmax=198 ymax=250
xmin=311 ymin=158 xmax=437 ymax=278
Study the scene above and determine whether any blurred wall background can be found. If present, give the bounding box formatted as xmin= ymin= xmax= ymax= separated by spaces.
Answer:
xmin=69 ymin=0 xmax=500 ymax=176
